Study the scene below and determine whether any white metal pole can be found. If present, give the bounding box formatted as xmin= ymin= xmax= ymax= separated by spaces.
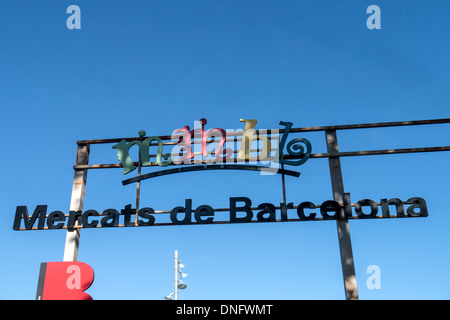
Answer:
xmin=63 ymin=144 xmax=89 ymax=261
xmin=174 ymin=250 xmax=178 ymax=300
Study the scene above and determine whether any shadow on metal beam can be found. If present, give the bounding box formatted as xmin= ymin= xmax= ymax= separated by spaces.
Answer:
xmin=122 ymin=164 xmax=300 ymax=185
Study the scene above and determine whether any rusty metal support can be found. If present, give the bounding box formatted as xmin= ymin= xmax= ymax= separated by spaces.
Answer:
xmin=325 ymin=129 xmax=359 ymax=300
xmin=281 ymin=163 xmax=287 ymax=204
xmin=135 ymin=149 xmax=142 ymax=226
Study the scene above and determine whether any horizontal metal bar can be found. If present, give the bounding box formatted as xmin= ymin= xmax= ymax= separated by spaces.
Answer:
xmin=76 ymin=131 xmax=279 ymax=145
xmin=20 ymin=201 xmax=413 ymax=219
xmin=307 ymin=146 xmax=450 ymax=158
xmin=76 ymin=118 xmax=450 ymax=145
xmin=288 ymin=118 xmax=450 ymax=133
xmin=73 ymin=145 xmax=450 ymax=170
xmin=16 ymin=214 xmax=426 ymax=230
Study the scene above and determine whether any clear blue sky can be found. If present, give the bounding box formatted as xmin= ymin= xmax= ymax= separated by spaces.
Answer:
xmin=1 ymin=0 xmax=449 ymax=300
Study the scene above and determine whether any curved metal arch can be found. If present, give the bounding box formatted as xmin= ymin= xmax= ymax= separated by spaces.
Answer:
xmin=122 ymin=164 xmax=300 ymax=185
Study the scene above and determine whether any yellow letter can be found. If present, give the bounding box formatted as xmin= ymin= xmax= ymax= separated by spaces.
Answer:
xmin=237 ymin=119 xmax=271 ymax=161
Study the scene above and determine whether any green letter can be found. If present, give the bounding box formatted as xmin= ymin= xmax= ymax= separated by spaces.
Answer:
xmin=112 ymin=139 xmax=138 ymax=175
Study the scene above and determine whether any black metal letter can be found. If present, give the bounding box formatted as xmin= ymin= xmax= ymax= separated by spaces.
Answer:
xmin=280 ymin=202 xmax=294 ymax=221
xmin=47 ymin=211 xmax=66 ymax=229
xmin=170 ymin=199 xmax=192 ymax=225
xmin=343 ymin=193 xmax=353 ymax=218
xmin=81 ymin=210 xmax=99 ymax=228
xmin=354 ymin=199 xmax=378 ymax=218
xmin=67 ymin=210 xmax=83 ymax=229
xmin=320 ymin=200 xmax=341 ymax=220
xmin=101 ymin=209 xmax=119 ymax=227
xmin=406 ymin=197 xmax=428 ymax=217
xmin=138 ymin=207 xmax=156 ymax=226
xmin=229 ymin=197 xmax=253 ymax=223
xmin=194 ymin=205 xmax=215 ymax=224
xmin=256 ymin=203 xmax=276 ymax=222
xmin=297 ymin=202 xmax=316 ymax=220
xmin=380 ymin=198 xmax=405 ymax=217
xmin=122 ymin=204 xmax=136 ymax=227
xmin=13 ymin=205 xmax=47 ymax=230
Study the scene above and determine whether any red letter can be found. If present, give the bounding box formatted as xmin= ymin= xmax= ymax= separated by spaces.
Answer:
xmin=36 ymin=262 xmax=94 ymax=300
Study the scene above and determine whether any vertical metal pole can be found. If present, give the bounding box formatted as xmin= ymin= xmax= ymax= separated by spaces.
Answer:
xmin=63 ymin=144 xmax=90 ymax=261
xmin=325 ymin=129 xmax=359 ymax=300
xmin=135 ymin=152 xmax=142 ymax=226
xmin=281 ymin=163 xmax=287 ymax=204
xmin=174 ymin=250 xmax=179 ymax=300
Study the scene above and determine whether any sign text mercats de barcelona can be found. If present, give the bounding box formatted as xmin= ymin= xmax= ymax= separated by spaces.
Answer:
xmin=13 ymin=119 xmax=428 ymax=231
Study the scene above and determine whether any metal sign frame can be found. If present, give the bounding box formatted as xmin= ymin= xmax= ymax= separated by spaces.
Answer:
xmin=49 ymin=118 xmax=450 ymax=299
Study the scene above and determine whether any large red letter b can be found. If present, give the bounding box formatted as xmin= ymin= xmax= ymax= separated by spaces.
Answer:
xmin=36 ymin=262 xmax=94 ymax=300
